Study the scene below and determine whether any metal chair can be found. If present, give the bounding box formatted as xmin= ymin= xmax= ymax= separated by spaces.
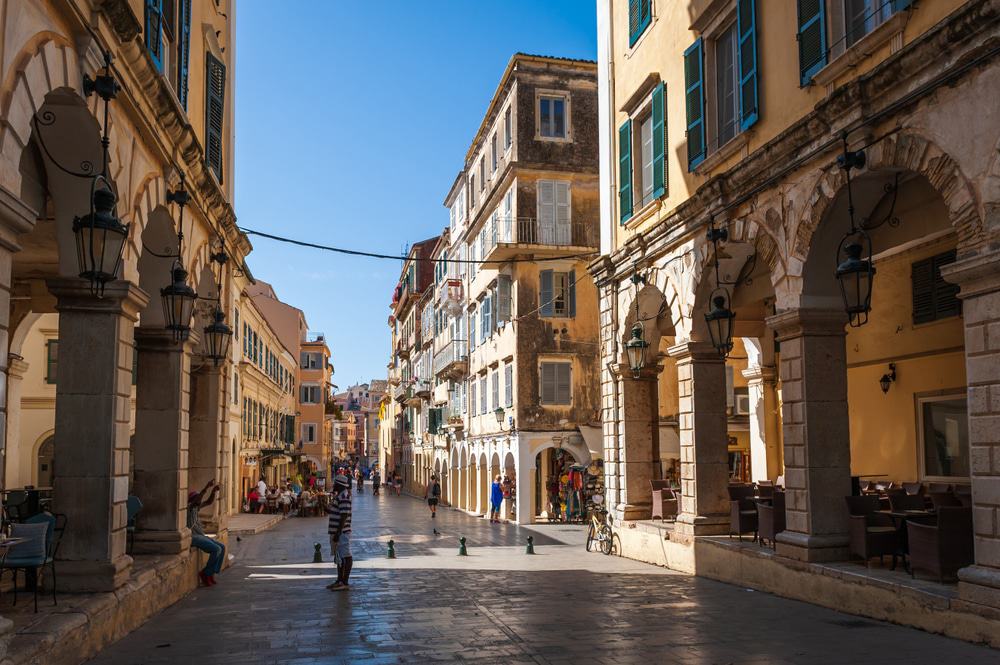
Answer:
xmin=2 ymin=513 xmax=65 ymax=612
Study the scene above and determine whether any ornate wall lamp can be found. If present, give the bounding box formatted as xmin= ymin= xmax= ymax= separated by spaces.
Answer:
xmin=624 ymin=272 xmax=649 ymax=378
xmin=160 ymin=179 xmax=197 ymax=340
xmin=835 ymin=135 xmax=875 ymax=327
xmin=705 ymin=218 xmax=735 ymax=358
xmin=879 ymin=363 xmax=897 ymax=394
xmin=203 ymin=243 xmax=233 ymax=365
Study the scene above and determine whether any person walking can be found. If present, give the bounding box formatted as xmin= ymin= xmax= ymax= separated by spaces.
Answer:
xmin=489 ymin=475 xmax=504 ymax=524
xmin=424 ymin=474 xmax=441 ymax=534
xmin=355 ymin=468 xmax=364 ymax=494
xmin=393 ymin=472 xmax=402 ymax=496
xmin=325 ymin=474 xmax=353 ymax=591
xmin=372 ymin=469 xmax=381 ymax=496
xmin=188 ymin=479 xmax=225 ymax=586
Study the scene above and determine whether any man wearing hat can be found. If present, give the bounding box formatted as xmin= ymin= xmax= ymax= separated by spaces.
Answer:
xmin=188 ymin=479 xmax=223 ymax=586
xmin=325 ymin=473 xmax=353 ymax=591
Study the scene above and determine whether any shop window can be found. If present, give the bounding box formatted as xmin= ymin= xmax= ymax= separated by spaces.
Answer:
xmin=45 ymin=339 xmax=58 ymax=385
xmin=918 ymin=395 xmax=969 ymax=481
xmin=911 ymin=249 xmax=960 ymax=324
xmin=540 ymin=362 xmax=571 ymax=405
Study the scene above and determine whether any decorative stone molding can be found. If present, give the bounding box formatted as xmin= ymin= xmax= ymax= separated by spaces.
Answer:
xmin=98 ymin=0 xmax=142 ymax=44
xmin=766 ymin=308 xmax=848 ymax=341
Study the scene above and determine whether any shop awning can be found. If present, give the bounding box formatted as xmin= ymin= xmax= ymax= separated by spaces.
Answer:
xmin=578 ymin=425 xmax=603 ymax=458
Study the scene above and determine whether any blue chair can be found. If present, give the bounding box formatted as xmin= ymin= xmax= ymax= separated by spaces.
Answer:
xmin=126 ymin=496 xmax=143 ymax=554
xmin=2 ymin=512 xmax=65 ymax=612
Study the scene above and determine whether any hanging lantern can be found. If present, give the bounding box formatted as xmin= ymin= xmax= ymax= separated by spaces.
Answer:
xmin=705 ymin=289 xmax=736 ymax=358
xmin=624 ymin=321 xmax=650 ymax=378
xmin=72 ymin=181 xmax=129 ymax=295
xmin=836 ymin=230 xmax=875 ymax=327
xmin=204 ymin=306 xmax=233 ymax=365
xmin=160 ymin=266 xmax=197 ymax=340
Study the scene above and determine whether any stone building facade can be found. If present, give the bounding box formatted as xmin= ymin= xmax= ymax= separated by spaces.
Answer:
xmin=592 ymin=0 xmax=1000 ymax=630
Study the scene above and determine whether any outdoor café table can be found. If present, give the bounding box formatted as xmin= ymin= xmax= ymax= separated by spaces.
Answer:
xmin=883 ymin=509 xmax=935 ymax=571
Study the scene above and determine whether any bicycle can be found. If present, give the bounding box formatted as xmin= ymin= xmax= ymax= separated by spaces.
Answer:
xmin=585 ymin=494 xmax=614 ymax=555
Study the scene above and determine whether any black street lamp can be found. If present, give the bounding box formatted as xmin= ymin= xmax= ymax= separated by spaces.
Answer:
xmin=204 ymin=306 xmax=233 ymax=365
xmin=835 ymin=137 xmax=874 ymax=327
xmin=625 ymin=321 xmax=649 ymax=378
xmin=704 ymin=219 xmax=736 ymax=357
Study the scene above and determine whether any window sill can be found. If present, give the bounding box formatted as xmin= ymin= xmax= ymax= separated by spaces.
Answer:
xmin=623 ymin=196 xmax=663 ymax=231
xmin=535 ymin=134 xmax=573 ymax=144
xmin=812 ymin=12 xmax=909 ymax=89
xmin=694 ymin=132 xmax=750 ymax=176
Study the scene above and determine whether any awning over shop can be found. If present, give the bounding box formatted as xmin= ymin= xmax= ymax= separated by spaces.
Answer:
xmin=578 ymin=425 xmax=603 ymax=459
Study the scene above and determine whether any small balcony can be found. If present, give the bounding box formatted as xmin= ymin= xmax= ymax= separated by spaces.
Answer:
xmin=481 ymin=217 xmax=598 ymax=264
xmin=391 ymin=383 xmax=408 ymax=404
xmin=414 ymin=379 xmax=432 ymax=400
xmin=433 ymin=339 xmax=468 ymax=380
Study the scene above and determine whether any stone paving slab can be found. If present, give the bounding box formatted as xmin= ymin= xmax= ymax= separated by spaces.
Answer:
xmin=88 ymin=492 xmax=998 ymax=664
xmin=228 ymin=512 xmax=286 ymax=535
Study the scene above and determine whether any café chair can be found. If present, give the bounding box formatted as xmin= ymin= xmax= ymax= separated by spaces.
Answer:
xmin=929 ymin=492 xmax=962 ymax=510
xmin=928 ymin=482 xmax=952 ymax=495
xmin=2 ymin=513 xmax=65 ymax=612
xmin=907 ymin=506 xmax=973 ymax=582
xmin=889 ymin=493 xmax=927 ymax=513
xmin=902 ymin=482 xmax=924 ymax=496
xmin=650 ymin=480 xmax=678 ymax=522
xmin=755 ymin=481 xmax=774 ymax=499
xmin=728 ymin=485 xmax=757 ymax=542
xmin=756 ymin=490 xmax=785 ymax=549
xmin=845 ymin=495 xmax=898 ymax=567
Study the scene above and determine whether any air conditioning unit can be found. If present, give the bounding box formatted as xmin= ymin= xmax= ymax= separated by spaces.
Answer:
xmin=734 ymin=393 xmax=751 ymax=416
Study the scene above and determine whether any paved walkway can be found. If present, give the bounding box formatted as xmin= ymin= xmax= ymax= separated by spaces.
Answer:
xmin=89 ymin=492 xmax=998 ymax=664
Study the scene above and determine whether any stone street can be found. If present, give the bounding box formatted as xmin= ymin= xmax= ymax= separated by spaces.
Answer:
xmin=86 ymin=493 xmax=997 ymax=664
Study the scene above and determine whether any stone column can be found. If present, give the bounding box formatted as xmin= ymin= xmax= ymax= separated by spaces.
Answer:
xmin=941 ymin=251 xmax=1000 ymax=609
xmin=668 ymin=341 xmax=730 ymax=535
xmin=48 ymin=278 xmax=148 ymax=592
xmin=189 ymin=365 xmax=227 ymax=536
xmin=767 ymin=308 xmax=851 ymax=562
xmin=4 ymin=356 xmax=28 ymax=487
xmin=742 ymin=364 xmax=781 ymax=483
xmin=131 ymin=328 xmax=195 ymax=554
xmin=613 ymin=364 xmax=661 ymax=519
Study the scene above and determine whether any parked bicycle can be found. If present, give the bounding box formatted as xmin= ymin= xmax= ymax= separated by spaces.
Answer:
xmin=585 ymin=494 xmax=614 ymax=555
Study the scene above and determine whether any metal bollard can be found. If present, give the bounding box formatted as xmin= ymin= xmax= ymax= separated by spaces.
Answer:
xmin=313 ymin=543 xmax=322 ymax=563
xmin=526 ymin=536 xmax=535 ymax=555
xmin=458 ymin=536 xmax=468 ymax=556
xmin=387 ymin=539 xmax=396 ymax=559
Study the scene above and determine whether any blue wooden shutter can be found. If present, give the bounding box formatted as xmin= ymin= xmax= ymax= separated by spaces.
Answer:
xmin=568 ymin=270 xmax=577 ymax=318
xmin=628 ymin=0 xmax=652 ymax=47
xmin=684 ymin=39 xmax=706 ymax=170
xmin=797 ymin=0 xmax=827 ymax=86
xmin=178 ymin=0 xmax=192 ymax=109
xmin=205 ymin=53 xmax=226 ymax=182
xmin=144 ymin=0 xmax=163 ymax=71
xmin=651 ymin=82 xmax=666 ymax=199
xmin=540 ymin=270 xmax=554 ymax=317
xmin=737 ymin=0 xmax=759 ymax=130
xmin=618 ymin=121 xmax=632 ymax=223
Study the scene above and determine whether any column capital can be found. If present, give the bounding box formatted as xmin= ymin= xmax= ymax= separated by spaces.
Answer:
xmin=134 ymin=326 xmax=201 ymax=351
xmin=667 ymin=340 xmax=723 ymax=362
xmin=0 ymin=184 xmax=37 ymax=252
xmin=741 ymin=364 xmax=776 ymax=384
xmin=46 ymin=278 xmax=149 ymax=321
xmin=940 ymin=249 xmax=1000 ymax=299
xmin=766 ymin=308 xmax=847 ymax=340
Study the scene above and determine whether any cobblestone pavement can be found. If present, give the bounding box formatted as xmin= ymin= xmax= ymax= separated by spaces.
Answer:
xmin=89 ymin=492 xmax=998 ymax=664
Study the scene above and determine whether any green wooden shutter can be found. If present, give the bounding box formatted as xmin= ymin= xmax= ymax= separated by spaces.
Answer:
xmin=540 ymin=270 xmax=554 ymax=317
xmin=45 ymin=339 xmax=58 ymax=384
xmin=569 ymin=270 xmax=577 ymax=318
xmin=144 ymin=0 xmax=163 ymax=71
xmin=177 ymin=0 xmax=192 ymax=109
xmin=797 ymin=0 xmax=827 ymax=86
xmin=737 ymin=0 xmax=759 ymax=130
xmin=205 ymin=53 xmax=226 ymax=182
xmin=912 ymin=250 xmax=961 ymax=324
xmin=684 ymin=39 xmax=706 ymax=170
xmin=651 ymin=82 xmax=666 ymax=199
xmin=618 ymin=121 xmax=632 ymax=223
xmin=540 ymin=363 xmax=556 ymax=403
xmin=933 ymin=250 xmax=961 ymax=319
xmin=629 ymin=0 xmax=652 ymax=47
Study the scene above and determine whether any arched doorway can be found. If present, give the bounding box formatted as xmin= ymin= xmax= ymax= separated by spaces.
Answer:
xmin=534 ymin=447 xmax=578 ymax=522
xmin=35 ymin=436 xmax=54 ymax=487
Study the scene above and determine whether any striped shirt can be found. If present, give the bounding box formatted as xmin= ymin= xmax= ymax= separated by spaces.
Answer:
xmin=326 ymin=488 xmax=352 ymax=535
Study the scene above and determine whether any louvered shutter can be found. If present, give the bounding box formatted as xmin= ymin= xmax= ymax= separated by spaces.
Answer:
xmin=568 ymin=270 xmax=577 ymax=318
xmin=538 ymin=181 xmax=556 ymax=244
xmin=933 ymin=250 xmax=961 ymax=319
xmin=178 ymin=0 xmax=192 ymax=108
xmin=555 ymin=182 xmax=571 ymax=245
xmin=684 ymin=39 xmax=706 ymax=170
xmin=629 ymin=0 xmax=652 ymax=47
xmin=540 ymin=270 xmax=554 ymax=317
xmin=618 ymin=121 xmax=633 ymax=223
xmin=541 ymin=363 xmax=556 ymax=403
xmin=797 ymin=0 xmax=827 ymax=86
xmin=205 ymin=53 xmax=226 ymax=182
xmin=145 ymin=0 xmax=163 ymax=70
xmin=492 ymin=372 xmax=500 ymax=410
xmin=480 ymin=377 xmax=487 ymax=414
xmin=556 ymin=364 xmax=572 ymax=405
xmin=737 ymin=0 xmax=759 ymax=130
xmin=911 ymin=258 xmax=935 ymax=324
xmin=505 ymin=364 xmax=513 ymax=407
xmin=891 ymin=0 xmax=913 ymax=10
xmin=497 ymin=274 xmax=512 ymax=324
xmin=651 ymin=82 xmax=666 ymax=199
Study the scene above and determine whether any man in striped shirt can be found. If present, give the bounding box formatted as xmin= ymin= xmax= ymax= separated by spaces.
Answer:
xmin=325 ymin=474 xmax=353 ymax=591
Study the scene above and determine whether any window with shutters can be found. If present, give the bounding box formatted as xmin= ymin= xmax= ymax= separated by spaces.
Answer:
xmin=480 ymin=293 xmax=492 ymax=340
xmin=911 ymin=250 xmax=961 ymax=325
xmin=496 ymin=274 xmax=512 ymax=325
xmin=480 ymin=159 xmax=486 ymax=191
xmin=491 ymin=133 xmax=498 ymax=174
xmin=492 ymin=372 xmax=500 ymax=411
xmin=540 ymin=270 xmax=576 ymax=318
xmin=625 ymin=83 xmax=667 ymax=211
xmin=628 ymin=0 xmax=653 ymax=47
xmin=504 ymin=107 xmax=513 ymax=150
xmin=505 ymin=363 xmax=513 ymax=408
xmin=470 ymin=174 xmax=476 ymax=207
xmin=714 ymin=22 xmax=739 ymax=147
xmin=45 ymin=339 xmax=58 ymax=385
xmin=845 ymin=0 xmax=894 ymax=47
xmin=536 ymin=91 xmax=571 ymax=141
xmin=301 ymin=423 xmax=317 ymax=444
xmin=480 ymin=376 xmax=488 ymax=414
xmin=540 ymin=362 xmax=572 ymax=406
xmin=205 ymin=53 xmax=226 ymax=182
xmin=536 ymin=180 xmax=572 ymax=245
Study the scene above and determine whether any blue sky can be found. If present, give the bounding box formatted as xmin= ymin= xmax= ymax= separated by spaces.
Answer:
xmin=235 ymin=1 xmax=598 ymax=386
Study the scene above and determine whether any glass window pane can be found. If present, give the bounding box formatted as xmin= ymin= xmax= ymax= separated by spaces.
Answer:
xmin=922 ymin=398 xmax=969 ymax=479
xmin=716 ymin=22 xmax=738 ymax=146
xmin=540 ymin=98 xmax=552 ymax=136
xmin=641 ymin=116 xmax=654 ymax=205
xmin=553 ymin=99 xmax=565 ymax=137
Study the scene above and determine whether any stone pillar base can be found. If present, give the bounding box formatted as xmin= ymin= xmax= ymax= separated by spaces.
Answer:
xmin=133 ymin=528 xmax=192 ymax=555
xmin=674 ymin=513 xmax=728 ymax=536
xmin=615 ymin=502 xmax=652 ymax=521
xmin=57 ymin=556 xmax=132 ymax=593
xmin=775 ymin=531 xmax=849 ymax=562
xmin=958 ymin=565 xmax=1000 ymax=609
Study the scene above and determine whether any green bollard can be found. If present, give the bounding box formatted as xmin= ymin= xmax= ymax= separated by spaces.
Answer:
xmin=387 ymin=539 xmax=396 ymax=559
xmin=526 ymin=536 xmax=535 ymax=555
xmin=458 ymin=536 xmax=468 ymax=556
xmin=313 ymin=543 xmax=322 ymax=563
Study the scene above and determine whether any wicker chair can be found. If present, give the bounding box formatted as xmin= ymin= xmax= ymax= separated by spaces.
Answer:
xmin=728 ymin=485 xmax=757 ymax=541
xmin=650 ymin=480 xmax=678 ymax=521
xmin=927 ymin=482 xmax=952 ymax=494
xmin=755 ymin=481 xmax=774 ymax=499
xmin=929 ymin=492 xmax=962 ymax=510
xmin=902 ymin=482 xmax=924 ymax=496
xmin=756 ymin=490 xmax=785 ymax=549
xmin=907 ymin=507 xmax=973 ymax=582
xmin=845 ymin=495 xmax=899 ymax=567
xmin=889 ymin=493 xmax=927 ymax=512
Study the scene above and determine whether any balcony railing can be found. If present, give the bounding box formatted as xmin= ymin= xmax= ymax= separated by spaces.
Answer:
xmin=433 ymin=339 xmax=468 ymax=379
xmin=476 ymin=217 xmax=598 ymax=265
